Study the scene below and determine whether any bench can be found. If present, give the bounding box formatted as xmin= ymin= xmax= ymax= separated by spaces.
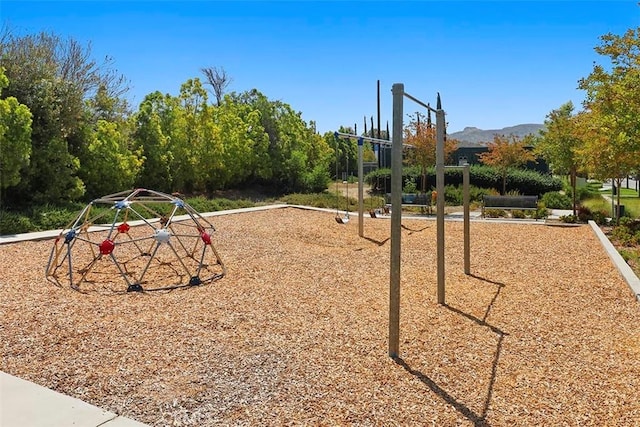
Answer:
xmin=383 ymin=193 xmax=432 ymax=214
xmin=482 ymin=195 xmax=539 ymax=218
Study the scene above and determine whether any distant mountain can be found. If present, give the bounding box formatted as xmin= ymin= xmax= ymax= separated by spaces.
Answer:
xmin=449 ymin=124 xmax=545 ymax=146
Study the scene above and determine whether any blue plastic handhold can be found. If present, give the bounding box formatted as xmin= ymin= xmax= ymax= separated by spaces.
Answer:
xmin=64 ymin=229 xmax=77 ymax=244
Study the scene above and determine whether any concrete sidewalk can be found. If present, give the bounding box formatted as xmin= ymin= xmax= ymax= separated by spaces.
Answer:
xmin=0 ymin=372 xmax=149 ymax=427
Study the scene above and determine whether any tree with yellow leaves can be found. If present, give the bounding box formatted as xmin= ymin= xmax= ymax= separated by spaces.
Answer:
xmin=404 ymin=110 xmax=456 ymax=193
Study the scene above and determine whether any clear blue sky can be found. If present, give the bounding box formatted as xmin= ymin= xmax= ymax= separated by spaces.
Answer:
xmin=2 ymin=1 xmax=639 ymax=134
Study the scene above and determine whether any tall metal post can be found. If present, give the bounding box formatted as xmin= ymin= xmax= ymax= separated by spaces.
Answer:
xmin=377 ymin=80 xmax=381 ymax=140
xmin=463 ymin=164 xmax=470 ymax=275
xmin=436 ymin=108 xmax=446 ymax=305
xmin=358 ymin=137 xmax=364 ymax=237
xmin=389 ymin=83 xmax=403 ymax=358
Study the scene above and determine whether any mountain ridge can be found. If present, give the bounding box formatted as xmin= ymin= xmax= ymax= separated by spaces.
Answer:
xmin=449 ymin=123 xmax=544 ymax=146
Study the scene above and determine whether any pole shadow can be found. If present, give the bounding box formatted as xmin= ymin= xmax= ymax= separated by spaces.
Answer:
xmin=468 ymin=274 xmax=506 ymax=323
xmin=393 ymin=355 xmax=490 ymax=427
xmin=361 ymin=236 xmax=390 ymax=246
xmin=394 ymin=275 xmax=508 ymax=426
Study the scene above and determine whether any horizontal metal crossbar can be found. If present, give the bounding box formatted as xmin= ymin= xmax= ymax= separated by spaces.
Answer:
xmin=403 ymin=91 xmax=436 ymax=112
xmin=334 ymin=132 xmax=414 ymax=148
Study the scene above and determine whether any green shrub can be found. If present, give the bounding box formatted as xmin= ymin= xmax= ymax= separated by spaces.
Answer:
xmin=303 ymin=165 xmax=331 ymax=193
xmin=184 ymin=196 xmax=210 ymax=213
xmin=591 ymin=210 xmax=609 ymax=225
xmin=505 ymin=168 xmax=563 ymax=195
xmin=619 ymin=217 xmax=638 ymax=229
xmin=533 ymin=202 xmax=548 ymax=219
xmin=0 ymin=211 xmax=35 ymax=235
xmin=365 ymin=165 xmax=563 ymax=196
xmin=611 ymin=225 xmax=636 ymax=246
xmin=559 ymin=214 xmax=577 ymax=223
xmin=484 ymin=208 xmax=506 ymax=218
xmin=609 ymin=218 xmax=640 ymax=245
xmin=577 ymin=205 xmax=592 ymax=223
xmin=575 ymin=205 xmax=609 ymax=225
xmin=471 ymin=186 xmax=498 ymax=202
xmin=511 ymin=209 xmax=526 ymax=219
xmin=618 ymin=248 xmax=640 ymax=265
xmin=31 ymin=206 xmax=77 ymax=230
xmin=573 ymin=185 xmax=600 ymax=201
xmin=541 ymin=191 xmax=572 ymax=209
xmin=403 ymin=178 xmax=418 ymax=194
xmin=444 ymin=185 xmax=462 ymax=205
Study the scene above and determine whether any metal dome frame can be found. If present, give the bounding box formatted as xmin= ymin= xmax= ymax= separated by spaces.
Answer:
xmin=46 ymin=188 xmax=225 ymax=293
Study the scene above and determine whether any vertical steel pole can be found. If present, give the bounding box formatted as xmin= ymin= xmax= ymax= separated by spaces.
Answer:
xmin=436 ymin=108 xmax=446 ymax=305
xmin=358 ymin=137 xmax=364 ymax=238
xmin=377 ymin=80 xmax=381 ymax=140
xmin=463 ymin=164 xmax=471 ymax=275
xmin=389 ymin=83 xmax=403 ymax=358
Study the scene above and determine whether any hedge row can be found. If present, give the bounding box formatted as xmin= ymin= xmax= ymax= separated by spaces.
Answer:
xmin=365 ymin=165 xmax=563 ymax=196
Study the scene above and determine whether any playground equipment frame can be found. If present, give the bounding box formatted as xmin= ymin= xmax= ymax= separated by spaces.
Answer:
xmin=388 ymin=83 xmax=471 ymax=358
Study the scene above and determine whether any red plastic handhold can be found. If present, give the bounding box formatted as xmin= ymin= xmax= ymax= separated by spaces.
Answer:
xmin=200 ymin=232 xmax=211 ymax=245
xmin=99 ymin=239 xmax=115 ymax=255
xmin=117 ymin=223 xmax=130 ymax=233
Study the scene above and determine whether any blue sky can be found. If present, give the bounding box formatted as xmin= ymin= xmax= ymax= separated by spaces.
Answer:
xmin=2 ymin=1 xmax=639 ymax=134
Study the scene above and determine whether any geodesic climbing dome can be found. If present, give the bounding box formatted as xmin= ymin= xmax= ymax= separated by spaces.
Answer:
xmin=46 ymin=188 xmax=225 ymax=293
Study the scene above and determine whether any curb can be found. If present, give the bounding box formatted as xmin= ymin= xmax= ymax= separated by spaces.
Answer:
xmin=589 ymin=220 xmax=640 ymax=302
xmin=0 ymin=204 xmax=291 ymax=245
xmin=0 ymin=372 xmax=149 ymax=427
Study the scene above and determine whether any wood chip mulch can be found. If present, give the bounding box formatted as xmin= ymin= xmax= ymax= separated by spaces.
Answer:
xmin=2 ymin=207 xmax=640 ymax=426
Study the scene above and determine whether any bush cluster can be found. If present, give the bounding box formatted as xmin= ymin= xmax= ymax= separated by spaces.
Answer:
xmin=365 ymin=165 xmax=562 ymax=196
xmin=443 ymin=185 xmax=496 ymax=206
xmin=541 ymin=192 xmax=572 ymax=209
xmin=0 ymin=197 xmax=257 ymax=235
xmin=611 ymin=217 xmax=640 ymax=246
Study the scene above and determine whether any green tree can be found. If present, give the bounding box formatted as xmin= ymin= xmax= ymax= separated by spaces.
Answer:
xmin=536 ymin=101 xmax=583 ymax=215
xmin=0 ymin=68 xmax=32 ymax=199
xmin=229 ymin=89 xmax=331 ymax=193
xmin=332 ymin=127 xmax=357 ymax=184
xmin=80 ymin=120 xmax=142 ymax=199
xmin=479 ymin=134 xmax=535 ymax=194
xmin=578 ymin=27 xmax=640 ymax=220
xmin=209 ymin=98 xmax=270 ymax=190
xmin=132 ymin=92 xmax=174 ymax=192
xmin=0 ymin=29 xmax=128 ymax=204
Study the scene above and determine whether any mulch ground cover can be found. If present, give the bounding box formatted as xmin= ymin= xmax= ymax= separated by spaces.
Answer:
xmin=1 ymin=207 xmax=640 ymax=426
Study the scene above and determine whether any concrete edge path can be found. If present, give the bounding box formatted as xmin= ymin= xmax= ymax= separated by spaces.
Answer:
xmin=0 ymin=204 xmax=291 ymax=245
xmin=0 ymin=372 xmax=149 ymax=427
xmin=589 ymin=220 xmax=640 ymax=302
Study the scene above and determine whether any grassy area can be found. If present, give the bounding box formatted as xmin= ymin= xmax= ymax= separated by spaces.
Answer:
xmin=617 ymin=197 xmax=640 ymax=218
xmin=610 ymin=187 xmax=640 ymax=218
xmin=619 ymin=187 xmax=640 ymax=196
xmin=586 ymin=189 xmax=640 ymax=219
